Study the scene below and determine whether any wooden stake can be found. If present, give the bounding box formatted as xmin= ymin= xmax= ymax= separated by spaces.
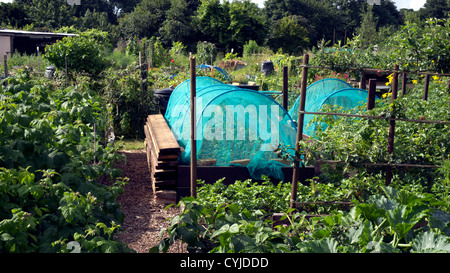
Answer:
xmin=359 ymin=72 xmax=367 ymax=90
xmin=386 ymin=64 xmax=399 ymax=186
xmin=423 ymin=74 xmax=430 ymax=101
xmin=282 ymin=66 xmax=288 ymax=110
xmin=190 ymin=56 xmax=197 ymax=198
xmin=401 ymin=72 xmax=407 ymax=96
xmin=367 ymin=79 xmax=376 ymax=110
xmin=290 ymin=54 xmax=309 ymax=209
xmin=3 ymin=55 xmax=7 ymax=78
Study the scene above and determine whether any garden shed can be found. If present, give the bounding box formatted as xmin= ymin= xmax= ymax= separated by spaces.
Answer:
xmin=0 ymin=29 xmax=77 ymax=57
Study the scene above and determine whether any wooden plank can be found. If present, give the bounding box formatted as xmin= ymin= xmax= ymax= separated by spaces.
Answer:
xmin=154 ymin=179 xmax=176 ymax=187
xmin=177 ymin=165 xmax=315 ymax=188
xmin=147 ymin=114 xmax=181 ymax=155
xmin=150 ymin=147 xmax=177 ymax=173
xmin=153 ymin=169 xmax=177 ymax=180
xmin=146 ymin=122 xmax=179 ymax=160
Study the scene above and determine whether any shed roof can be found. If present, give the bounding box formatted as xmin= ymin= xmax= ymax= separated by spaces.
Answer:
xmin=0 ymin=29 xmax=77 ymax=38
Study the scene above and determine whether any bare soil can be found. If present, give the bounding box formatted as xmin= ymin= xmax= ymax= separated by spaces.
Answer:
xmin=113 ymin=150 xmax=185 ymax=253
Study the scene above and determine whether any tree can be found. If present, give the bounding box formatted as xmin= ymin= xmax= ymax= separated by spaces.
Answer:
xmin=18 ymin=0 xmax=76 ymax=29
xmin=194 ymin=0 xmax=231 ymax=47
xmin=371 ymin=0 xmax=402 ymax=28
xmin=119 ymin=0 xmax=172 ymax=39
xmin=159 ymin=0 xmax=192 ymax=46
xmin=356 ymin=6 xmax=378 ymax=48
xmin=0 ymin=2 xmax=30 ymax=28
xmin=110 ymin=0 xmax=141 ymax=14
xmin=228 ymin=0 xmax=265 ymax=51
xmin=329 ymin=0 xmax=367 ymax=42
xmin=420 ymin=0 xmax=450 ymax=19
xmin=264 ymin=0 xmax=343 ymax=48
xmin=73 ymin=0 xmax=117 ymax=24
xmin=44 ymin=34 xmax=108 ymax=74
xmin=267 ymin=15 xmax=309 ymax=55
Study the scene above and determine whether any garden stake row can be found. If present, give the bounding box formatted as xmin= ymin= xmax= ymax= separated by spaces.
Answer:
xmin=290 ymin=54 xmax=309 ymax=209
xmin=190 ymin=55 xmax=197 ymax=198
xmin=282 ymin=66 xmax=289 ymax=110
xmin=386 ymin=64 xmax=399 ymax=185
xmin=3 ymin=55 xmax=7 ymax=78
xmin=289 ymin=54 xmax=450 ymax=209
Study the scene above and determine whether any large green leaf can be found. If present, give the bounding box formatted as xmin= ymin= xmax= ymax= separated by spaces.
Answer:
xmin=297 ymin=238 xmax=339 ymax=253
xmin=429 ymin=210 xmax=450 ymax=237
xmin=412 ymin=231 xmax=450 ymax=253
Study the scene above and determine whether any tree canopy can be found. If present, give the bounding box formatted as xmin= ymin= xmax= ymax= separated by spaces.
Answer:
xmin=0 ymin=0 xmax=448 ymax=56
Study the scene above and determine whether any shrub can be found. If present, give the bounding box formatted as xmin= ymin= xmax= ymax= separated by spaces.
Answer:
xmin=44 ymin=35 xmax=107 ymax=75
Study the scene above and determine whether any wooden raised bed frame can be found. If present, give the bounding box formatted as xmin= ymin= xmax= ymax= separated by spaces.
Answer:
xmin=144 ymin=114 xmax=315 ymax=202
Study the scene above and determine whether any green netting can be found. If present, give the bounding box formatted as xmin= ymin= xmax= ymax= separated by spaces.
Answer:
xmin=289 ymin=78 xmax=352 ymax=123
xmin=164 ymin=77 xmax=297 ymax=181
xmin=288 ymin=78 xmax=375 ymax=137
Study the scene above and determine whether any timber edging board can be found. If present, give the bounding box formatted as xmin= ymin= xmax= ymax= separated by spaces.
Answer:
xmin=144 ymin=114 xmax=315 ymax=202
xmin=144 ymin=114 xmax=181 ymax=194
xmin=176 ymin=165 xmax=315 ymax=201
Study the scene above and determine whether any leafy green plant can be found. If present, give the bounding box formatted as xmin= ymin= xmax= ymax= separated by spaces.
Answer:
xmin=302 ymin=82 xmax=449 ymax=196
xmin=152 ymin=185 xmax=450 ymax=253
xmin=100 ymin=66 xmax=156 ymax=138
xmin=44 ymin=35 xmax=107 ymax=75
xmin=385 ymin=17 xmax=450 ymax=73
xmin=197 ymin=41 xmax=217 ymax=65
xmin=0 ymin=72 xmax=131 ymax=253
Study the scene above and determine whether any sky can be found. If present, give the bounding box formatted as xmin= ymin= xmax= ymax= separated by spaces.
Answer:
xmin=250 ymin=0 xmax=427 ymax=10
xmin=0 ymin=0 xmax=428 ymax=11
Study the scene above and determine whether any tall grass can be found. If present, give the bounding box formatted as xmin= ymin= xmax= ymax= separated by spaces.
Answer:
xmin=7 ymin=50 xmax=50 ymax=73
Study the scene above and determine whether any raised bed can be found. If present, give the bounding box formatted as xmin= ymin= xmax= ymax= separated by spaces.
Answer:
xmin=144 ymin=114 xmax=315 ymax=203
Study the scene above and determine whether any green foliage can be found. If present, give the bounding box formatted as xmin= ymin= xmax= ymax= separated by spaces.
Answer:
xmin=196 ymin=41 xmax=217 ymax=65
xmin=153 ymin=185 xmax=450 ymax=253
xmin=243 ymin=40 xmax=260 ymax=58
xmin=267 ymin=15 xmax=309 ymax=55
xmin=0 ymin=72 xmax=131 ymax=253
xmin=302 ymin=83 xmax=449 ymax=196
xmin=356 ymin=6 xmax=378 ymax=49
xmin=197 ymin=178 xmax=291 ymax=214
xmin=100 ymin=66 xmax=156 ymax=138
xmin=119 ymin=0 xmax=172 ymax=40
xmin=194 ymin=0 xmax=231 ymax=46
xmin=228 ymin=0 xmax=265 ymax=50
xmin=385 ymin=17 xmax=450 ymax=73
xmin=43 ymin=35 xmax=108 ymax=75
xmin=7 ymin=51 xmax=51 ymax=72
xmin=311 ymin=17 xmax=450 ymax=78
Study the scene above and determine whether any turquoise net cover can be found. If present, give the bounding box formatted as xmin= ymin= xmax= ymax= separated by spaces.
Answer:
xmin=164 ymin=77 xmax=297 ymax=181
xmin=288 ymin=78 xmax=376 ymax=137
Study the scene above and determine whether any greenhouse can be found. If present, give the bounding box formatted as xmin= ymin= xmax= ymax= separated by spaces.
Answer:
xmin=164 ymin=77 xmax=298 ymax=180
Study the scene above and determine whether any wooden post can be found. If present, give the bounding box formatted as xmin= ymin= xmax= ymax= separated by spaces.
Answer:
xmin=401 ymin=72 xmax=407 ymax=96
xmin=386 ymin=64 xmax=399 ymax=186
xmin=3 ymin=55 xmax=7 ymax=78
xmin=367 ymin=79 xmax=377 ymax=110
xmin=140 ymin=50 xmax=148 ymax=98
xmin=282 ymin=66 xmax=288 ymax=110
xmin=65 ymin=55 xmax=68 ymax=87
xmin=423 ymin=74 xmax=430 ymax=101
xmin=190 ymin=56 xmax=197 ymax=198
xmin=149 ymin=41 xmax=154 ymax=69
xmin=360 ymin=72 xmax=366 ymax=90
xmin=290 ymin=54 xmax=309 ymax=209
xmin=448 ymin=78 xmax=450 ymax=94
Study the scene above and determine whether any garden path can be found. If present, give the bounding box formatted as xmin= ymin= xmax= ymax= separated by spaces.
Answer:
xmin=114 ymin=149 xmax=184 ymax=253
